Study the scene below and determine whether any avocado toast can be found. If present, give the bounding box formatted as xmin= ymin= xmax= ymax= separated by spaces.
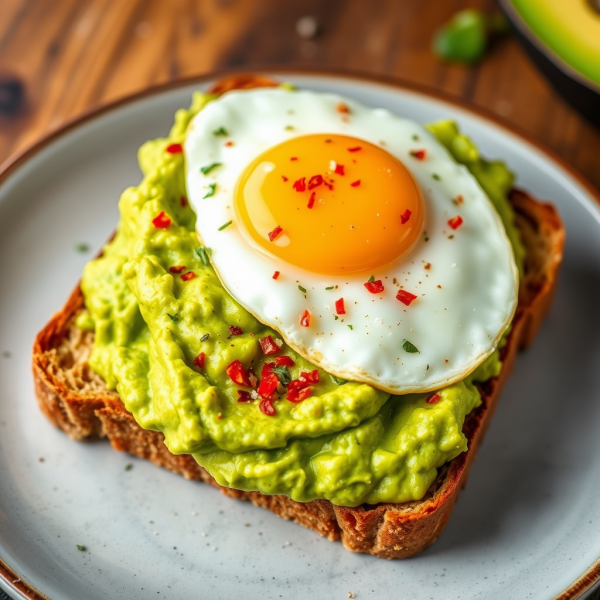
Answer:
xmin=32 ymin=75 xmax=565 ymax=558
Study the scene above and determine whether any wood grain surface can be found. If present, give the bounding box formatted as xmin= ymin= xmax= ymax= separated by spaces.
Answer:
xmin=0 ymin=1 xmax=599 ymax=598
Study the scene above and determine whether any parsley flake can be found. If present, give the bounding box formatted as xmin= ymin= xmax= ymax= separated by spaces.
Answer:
xmin=368 ymin=275 xmax=376 ymax=283
xmin=298 ymin=285 xmax=307 ymax=294
xmin=285 ymin=125 xmax=295 ymax=131
xmin=402 ymin=339 xmax=420 ymax=354
xmin=218 ymin=220 xmax=232 ymax=231
xmin=331 ymin=375 xmax=347 ymax=385
xmin=124 ymin=463 xmax=133 ymax=471
xmin=432 ymin=173 xmax=441 ymax=180
xmin=195 ymin=246 xmax=212 ymax=266
xmin=325 ymin=286 xmax=335 ymax=290
xmin=200 ymin=333 xmax=210 ymax=342
xmin=213 ymin=127 xmax=228 ymax=136
xmin=203 ymin=183 xmax=217 ymax=199
xmin=271 ymin=365 xmax=291 ymax=386
xmin=167 ymin=313 xmax=178 ymax=322
xmin=201 ymin=162 xmax=222 ymax=175
xmin=76 ymin=545 xmax=86 ymax=552
xmin=348 ymin=324 xmax=354 ymax=330
xmin=412 ymin=134 xmax=419 ymax=141
xmin=74 ymin=243 xmax=90 ymax=253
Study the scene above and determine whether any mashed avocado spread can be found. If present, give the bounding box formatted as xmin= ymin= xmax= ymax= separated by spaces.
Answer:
xmin=80 ymin=91 xmax=523 ymax=507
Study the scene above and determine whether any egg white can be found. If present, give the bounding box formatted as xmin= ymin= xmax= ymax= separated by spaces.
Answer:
xmin=184 ymin=88 xmax=518 ymax=394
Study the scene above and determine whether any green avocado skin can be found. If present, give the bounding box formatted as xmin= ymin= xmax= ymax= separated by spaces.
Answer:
xmin=80 ymin=92 xmax=521 ymax=507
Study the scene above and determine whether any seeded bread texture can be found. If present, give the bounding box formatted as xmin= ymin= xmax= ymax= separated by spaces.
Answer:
xmin=32 ymin=184 xmax=564 ymax=558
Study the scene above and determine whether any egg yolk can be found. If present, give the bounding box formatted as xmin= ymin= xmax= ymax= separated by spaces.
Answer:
xmin=234 ymin=134 xmax=424 ymax=275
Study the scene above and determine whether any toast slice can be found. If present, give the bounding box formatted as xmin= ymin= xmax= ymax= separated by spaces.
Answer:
xmin=32 ymin=185 xmax=564 ymax=558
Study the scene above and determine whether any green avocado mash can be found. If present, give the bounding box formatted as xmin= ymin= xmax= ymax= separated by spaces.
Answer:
xmin=80 ymin=90 xmax=522 ymax=507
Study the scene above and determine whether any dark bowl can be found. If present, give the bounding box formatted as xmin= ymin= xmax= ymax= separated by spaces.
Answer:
xmin=499 ymin=0 xmax=600 ymax=128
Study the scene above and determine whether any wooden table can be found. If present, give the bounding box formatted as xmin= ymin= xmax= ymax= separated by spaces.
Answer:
xmin=1 ymin=1 xmax=599 ymax=598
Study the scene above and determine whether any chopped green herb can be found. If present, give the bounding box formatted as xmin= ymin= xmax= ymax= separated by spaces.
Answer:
xmin=368 ymin=275 xmax=375 ymax=283
xmin=74 ymin=243 xmax=90 ymax=253
xmin=448 ymin=234 xmax=455 ymax=239
xmin=412 ymin=134 xmax=419 ymax=141
xmin=426 ymin=364 xmax=430 ymax=370
xmin=195 ymin=246 xmax=212 ymax=265
xmin=298 ymin=285 xmax=307 ymax=294
xmin=331 ymin=375 xmax=347 ymax=385
xmin=432 ymin=173 xmax=441 ymax=180
xmin=348 ymin=324 xmax=354 ymax=331
xmin=167 ymin=313 xmax=178 ymax=322
xmin=285 ymin=125 xmax=295 ymax=131
xmin=76 ymin=545 xmax=86 ymax=552
xmin=200 ymin=333 xmax=210 ymax=342
xmin=402 ymin=339 xmax=420 ymax=354
xmin=201 ymin=162 xmax=222 ymax=175
xmin=218 ymin=220 xmax=233 ymax=231
xmin=213 ymin=127 xmax=228 ymax=136
xmin=334 ymin=315 xmax=339 ymax=320
xmin=203 ymin=183 xmax=217 ymax=198
xmin=124 ymin=463 xmax=133 ymax=471
xmin=325 ymin=286 xmax=335 ymax=290
xmin=271 ymin=365 xmax=291 ymax=386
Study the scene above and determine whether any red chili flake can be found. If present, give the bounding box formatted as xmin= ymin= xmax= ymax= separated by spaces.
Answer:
xmin=396 ymin=290 xmax=418 ymax=306
xmin=424 ymin=262 xmax=431 ymax=270
xmin=334 ymin=164 xmax=345 ymax=176
xmin=364 ymin=280 xmax=384 ymax=294
xmin=335 ymin=298 xmax=346 ymax=315
xmin=165 ymin=143 xmax=183 ymax=154
xmin=448 ymin=215 xmax=463 ymax=230
xmin=226 ymin=360 xmax=252 ymax=387
xmin=400 ymin=209 xmax=412 ymax=225
xmin=152 ymin=211 xmax=171 ymax=229
xmin=180 ymin=195 xmax=188 ymax=207
xmin=169 ymin=265 xmax=186 ymax=274
xmin=193 ymin=352 xmax=206 ymax=370
xmin=455 ymin=194 xmax=464 ymax=205
xmin=336 ymin=102 xmax=350 ymax=114
xmin=228 ymin=325 xmax=243 ymax=337
xmin=307 ymin=192 xmax=316 ymax=209
xmin=268 ymin=226 xmax=283 ymax=242
xmin=290 ymin=156 xmax=298 ymax=161
xmin=272 ymin=270 xmax=280 ymax=280
xmin=300 ymin=309 xmax=311 ymax=327
xmin=281 ymin=176 xmax=288 ymax=182
xmin=259 ymin=335 xmax=280 ymax=356
xmin=347 ymin=146 xmax=362 ymax=152
xmin=350 ymin=180 xmax=361 ymax=187
xmin=259 ymin=397 xmax=276 ymax=416
xmin=275 ymin=355 xmax=295 ymax=367
xmin=224 ymin=141 xmax=234 ymax=147
xmin=237 ymin=390 xmax=252 ymax=402
xmin=301 ymin=369 xmax=320 ymax=385
xmin=409 ymin=149 xmax=427 ymax=160
xmin=287 ymin=387 xmax=312 ymax=403
xmin=292 ymin=177 xmax=306 ymax=192
xmin=181 ymin=271 xmax=196 ymax=281
xmin=308 ymin=174 xmax=323 ymax=190
xmin=426 ymin=392 xmax=441 ymax=404
xmin=258 ymin=363 xmax=279 ymax=400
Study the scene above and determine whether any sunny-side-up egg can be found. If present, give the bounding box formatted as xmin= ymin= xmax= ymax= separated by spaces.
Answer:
xmin=184 ymin=88 xmax=518 ymax=394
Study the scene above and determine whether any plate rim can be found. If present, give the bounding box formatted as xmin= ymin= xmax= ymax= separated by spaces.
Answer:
xmin=0 ymin=66 xmax=599 ymax=600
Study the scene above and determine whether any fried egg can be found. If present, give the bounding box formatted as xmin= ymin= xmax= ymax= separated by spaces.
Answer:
xmin=185 ymin=88 xmax=518 ymax=394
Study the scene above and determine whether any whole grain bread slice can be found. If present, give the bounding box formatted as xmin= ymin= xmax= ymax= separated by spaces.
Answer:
xmin=31 ymin=188 xmax=564 ymax=558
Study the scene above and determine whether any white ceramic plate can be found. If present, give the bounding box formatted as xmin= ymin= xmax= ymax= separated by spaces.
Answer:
xmin=1 ymin=71 xmax=600 ymax=600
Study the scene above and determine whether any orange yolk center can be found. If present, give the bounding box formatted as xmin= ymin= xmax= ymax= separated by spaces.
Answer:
xmin=234 ymin=134 xmax=424 ymax=275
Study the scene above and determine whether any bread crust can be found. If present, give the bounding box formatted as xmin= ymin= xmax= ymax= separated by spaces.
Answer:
xmin=31 ymin=187 xmax=564 ymax=558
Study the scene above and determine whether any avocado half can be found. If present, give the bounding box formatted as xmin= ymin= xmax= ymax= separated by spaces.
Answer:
xmin=499 ymin=0 xmax=600 ymax=128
